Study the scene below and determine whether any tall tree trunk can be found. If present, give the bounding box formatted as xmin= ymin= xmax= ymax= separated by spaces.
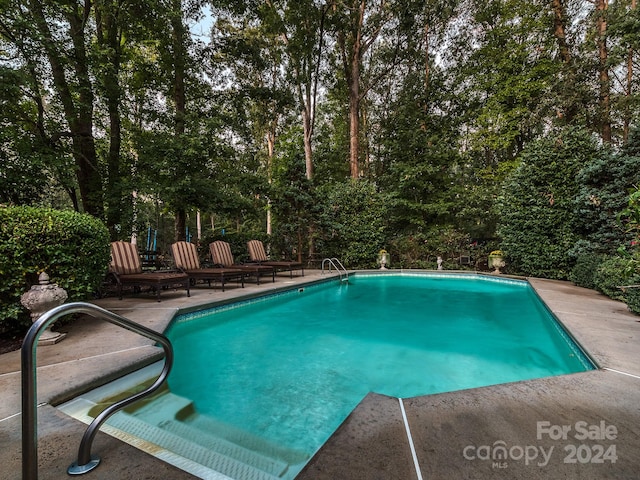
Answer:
xmin=349 ymin=0 xmax=365 ymax=179
xmin=551 ymin=0 xmax=577 ymax=122
xmin=552 ymin=0 xmax=572 ymax=65
xmin=96 ymin=0 xmax=124 ymax=239
xmin=302 ymin=105 xmax=314 ymax=180
xmin=171 ymin=0 xmax=187 ymax=241
xmin=334 ymin=0 xmax=387 ymax=179
xmin=301 ymin=84 xmax=315 ymax=258
xmin=624 ymin=0 xmax=637 ymax=142
xmin=29 ymin=0 xmax=104 ymax=218
xmin=424 ymin=21 xmax=430 ymax=93
xmin=348 ymin=54 xmax=361 ymax=179
xmin=596 ymin=0 xmax=612 ymax=143
xmin=266 ymin=127 xmax=276 ymax=235
xmin=293 ymin=3 xmax=328 ymax=261
xmin=172 ymin=11 xmax=186 ymax=136
xmin=300 ymin=4 xmax=326 ymax=181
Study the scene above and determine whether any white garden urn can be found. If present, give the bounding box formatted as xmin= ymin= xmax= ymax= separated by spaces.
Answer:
xmin=20 ymin=272 xmax=68 ymax=345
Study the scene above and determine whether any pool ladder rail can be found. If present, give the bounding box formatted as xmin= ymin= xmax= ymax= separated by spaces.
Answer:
xmin=21 ymin=302 xmax=174 ymax=480
xmin=321 ymin=257 xmax=349 ymax=282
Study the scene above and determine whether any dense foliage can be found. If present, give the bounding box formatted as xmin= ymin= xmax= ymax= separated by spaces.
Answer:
xmin=497 ymin=128 xmax=592 ymax=279
xmin=315 ymin=180 xmax=391 ymax=268
xmin=592 ymin=256 xmax=636 ymax=301
xmin=573 ymin=142 xmax=640 ymax=255
xmin=0 ymin=207 xmax=110 ymax=332
xmin=495 ymin=127 xmax=640 ymax=314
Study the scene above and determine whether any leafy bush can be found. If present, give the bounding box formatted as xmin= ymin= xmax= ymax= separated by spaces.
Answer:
xmin=387 ymin=234 xmax=432 ymax=269
xmin=269 ymin=153 xmax=316 ymax=262
xmin=616 ymin=182 xmax=640 ymax=312
xmin=573 ymin=145 xmax=640 ymax=255
xmin=569 ymin=253 xmax=605 ymax=290
xmin=592 ymin=256 xmax=635 ymax=301
xmin=0 ymin=206 xmax=110 ymax=332
xmin=316 ymin=180 xmax=391 ymax=269
xmin=389 ymin=227 xmax=475 ymax=269
xmin=497 ymin=127 xmax=599 ymax=279
xmin=624 ymin=287 xmax=640 ymax=315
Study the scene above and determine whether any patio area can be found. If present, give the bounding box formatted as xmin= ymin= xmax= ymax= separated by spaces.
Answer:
xmin=1 ymin=272 xmax=639 ymax=479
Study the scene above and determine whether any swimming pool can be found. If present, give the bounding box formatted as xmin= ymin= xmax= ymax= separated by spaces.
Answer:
xmin=168 ymin=273 xmax=592 ymax=476
xmin=61 ymin=273 xmax=594 ymax=480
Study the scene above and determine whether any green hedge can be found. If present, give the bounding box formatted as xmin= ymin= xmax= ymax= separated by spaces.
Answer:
xmin=624 ymin=287 xmax=640 ymax=315
xmin=0 ymin=206 xmax=110 ymax=332
xmin=315 ymin=180 xmax=391 ymax=269
xmin=497 ymin=127 xmax=596 ymax=279
xmin=592 ymin=256 xmax=635 ymax=302
xmin=569 ymin=253 xmax=604 ymax=290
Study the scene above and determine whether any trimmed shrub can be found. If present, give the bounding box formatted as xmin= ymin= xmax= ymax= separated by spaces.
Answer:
xmin=569 ymin=253 xmax=605 ymax=290
xmin=625 ymin=287 xmax=640 ymax=315
xmin=316 ymin=180 xmax=391 ymax=269
xmin=592 ymin=256 xmax=635 ymax=301
xmin=0 ymin=206 xmax=110 ymax=332
xmin=573 ymin=147 xmax=640 ymax=255
xmin=497 ymin=127 xmax=599 ymax=279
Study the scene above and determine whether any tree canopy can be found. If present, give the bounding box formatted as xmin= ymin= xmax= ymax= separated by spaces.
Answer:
xmin=1 ymin=0 xmax=639 ymax=265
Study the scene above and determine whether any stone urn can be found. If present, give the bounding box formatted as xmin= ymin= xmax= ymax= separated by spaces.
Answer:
xmin=377 ymin=250 xmax=390 ymax=270
xmin=21 ymin=272 xmax=68 ymax=345
xmin=488 ymin=251 xmax=506 ymax=274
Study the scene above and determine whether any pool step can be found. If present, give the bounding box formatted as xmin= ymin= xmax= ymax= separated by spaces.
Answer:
xmin=61 ymin=391 xmax=308 ymax=479
xmin=115 ymin=391 xmax=296 ymax=478
xmin=125 ymin=388 xmax=195 ymax=423
xmin=127 ymin=391 xmax=308 ymax=469
xmin=107 ymin=412 xmax=283 ymax=480
xmin=185 ymin=414 xmax=309 ymax=467
xmin=160 ymin=419 xmax=290 ymax=477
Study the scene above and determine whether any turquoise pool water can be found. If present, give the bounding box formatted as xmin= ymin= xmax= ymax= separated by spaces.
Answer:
xmin=166 ymin=274 xmax=593 ymax=467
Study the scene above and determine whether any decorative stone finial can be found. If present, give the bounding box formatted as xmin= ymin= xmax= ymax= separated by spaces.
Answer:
xmin=378 ymin=249 xmax=389 ymax=270
xmin=21 ymin=271 xmax=68 ymax=345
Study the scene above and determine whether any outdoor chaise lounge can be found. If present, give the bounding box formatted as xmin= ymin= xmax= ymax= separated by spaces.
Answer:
xmin=171 ymin=241 xmax=246 ymax=291
xmin=247 ymin=239 xmax=304 ymax=278
xmin=109 ymin=241 xmax=190 ymax=302
xmin=209 ymin=240 xmax=275 ymax=285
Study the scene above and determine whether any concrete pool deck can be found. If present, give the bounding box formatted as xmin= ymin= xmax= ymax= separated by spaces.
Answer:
xmin=1 ymin=271 xmax=639 ymax=479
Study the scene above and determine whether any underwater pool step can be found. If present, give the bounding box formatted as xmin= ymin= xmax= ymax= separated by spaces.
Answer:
xmin=160 ymin=419 xmax=290 ymax=477
xmin=127 ymin=390 xmax=308 ymax=466
xmin=106 ymin=412 xmax=283 ymax=480
xmin=125 ymin=390 xmax=195 ymax=423
xmin=186 ymin=414 xmax=309 ymax=466
xmin=124 ymin=390 xmax=304 ymax=473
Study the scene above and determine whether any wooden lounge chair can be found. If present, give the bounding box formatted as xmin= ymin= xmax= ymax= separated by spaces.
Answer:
xmin=109 ymin=241 xmax=190 ymax=302
xmin=171 ymin=241 xmax=246 ymax=291
xmin=247 ymin=240 xmax=304 ymax=278
xmin=209 ymin=240 xmax=275 ymax=285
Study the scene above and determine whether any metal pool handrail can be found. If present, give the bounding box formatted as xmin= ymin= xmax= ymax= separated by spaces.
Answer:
xmin=321 ymin=257 xmax=349 ymax=281
xmin=21 ymin=301 xmax=173 ymax=479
